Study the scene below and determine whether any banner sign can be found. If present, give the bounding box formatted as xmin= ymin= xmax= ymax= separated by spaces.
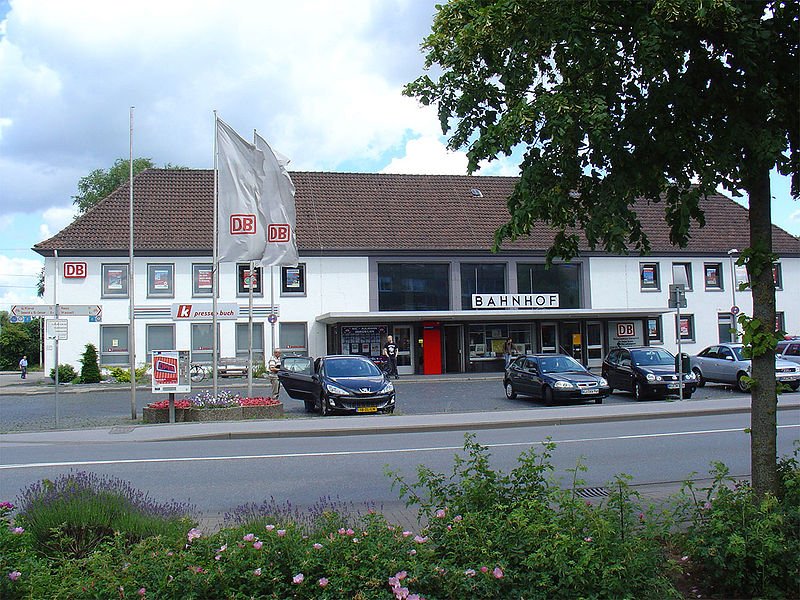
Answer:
xmin=151 ymin=350 xmax=191 ymax=394
xmin=171 ymin=303 xmax=240 ymax=321
xmin=472 ymin=294 xmax=559 ymax=309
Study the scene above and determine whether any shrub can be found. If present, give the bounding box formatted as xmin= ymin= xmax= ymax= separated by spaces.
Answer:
xmin=78 ymin=343 xmax=101 ymax=383
xmin=15 ymin=472 xmax=196 ymax=560
xmin=49 ymin=364 xmax=77 ymax=383
xmin=252 ymin=361 xmax=267 ymax=378
xmin=675 ymin=447 xmax=800 ymax=598
xmin=108 ymin=364 xmax=149 ymax=383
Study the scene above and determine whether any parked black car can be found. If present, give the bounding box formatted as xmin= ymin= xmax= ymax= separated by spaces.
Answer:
xmin=278 ymin=355 xmax=396 ymax=416
xmin=503 ymin=354 xmax=610 ymax=405
xmin=602 ymin=346 xmax=697 ymax=400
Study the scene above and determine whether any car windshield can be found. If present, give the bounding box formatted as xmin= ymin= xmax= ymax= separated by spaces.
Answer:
xmin=324 ymin=358 xmax=381 ymax=378
xmin=630 ymin=349 xmax=674 ymax=366
xmin=539 ymin=356 xmax=584 ymax=373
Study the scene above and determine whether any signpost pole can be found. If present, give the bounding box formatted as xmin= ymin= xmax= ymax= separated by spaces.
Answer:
xmin=676 ymin=293 xmax=684 ymax=401
xmin=168 ymin=392 xmax=175 ymax=424
xmin=53 ymin=250 xmax=60 ymax=428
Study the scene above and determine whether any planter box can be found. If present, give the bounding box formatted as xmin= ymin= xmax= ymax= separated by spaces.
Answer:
xmin=185 ymin=406 xmax=243 ymax=422
xmin=242 ymin=403 xmax=284 ymax=420
xmin=142 ymin=407 xmax=185 ymax=424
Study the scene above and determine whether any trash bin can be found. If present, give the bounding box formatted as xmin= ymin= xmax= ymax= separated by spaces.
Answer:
xmin=675 ymin=352 xmax=690 ymax=373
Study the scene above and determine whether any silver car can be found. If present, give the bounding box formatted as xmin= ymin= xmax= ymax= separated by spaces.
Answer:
xmin=775 ymin=338 xmax=800 ymax=366
xmin=691 ymin=343 xmax=800 ymax=392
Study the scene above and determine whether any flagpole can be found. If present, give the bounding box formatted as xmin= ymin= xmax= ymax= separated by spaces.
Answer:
xmin=212 ymin=111 xmax=219 ymax=399
xmin=247 ymin=260 xmax=254 ymax=399
xmin=270 ymin=267 xmax=276 ymax=354
xmin=128 ymin=106 xmax=137 ymax=420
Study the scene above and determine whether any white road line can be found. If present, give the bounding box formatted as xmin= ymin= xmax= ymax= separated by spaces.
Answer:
xmin=1 ymin=424 xmax=797 ymax=470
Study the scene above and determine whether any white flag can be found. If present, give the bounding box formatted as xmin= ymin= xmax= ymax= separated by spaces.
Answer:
xmin=255 ymin=132 xmax=299 ymax=267
xmin=216 ymin=118 xmax=268 ymax=262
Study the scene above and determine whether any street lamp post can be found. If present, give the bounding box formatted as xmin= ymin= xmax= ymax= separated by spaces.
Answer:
xmin=728 ymin=248 xmax=739 ymax=342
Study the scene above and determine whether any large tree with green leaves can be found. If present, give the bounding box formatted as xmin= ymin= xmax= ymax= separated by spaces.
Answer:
xmin=72 ymin=158 xmax=155 ymax=215
xmin=407 ymin=0 xmax=798 ymax=496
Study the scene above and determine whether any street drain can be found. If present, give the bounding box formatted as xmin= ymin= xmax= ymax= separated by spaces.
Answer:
xmin=109 ymin=426 xmax=136 ymax=434
xmin=574 ymin=487 xmax=609 ymax=499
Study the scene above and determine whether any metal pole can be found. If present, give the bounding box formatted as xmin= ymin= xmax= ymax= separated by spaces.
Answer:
xmin=212 ymin=111 xmax=219 ymax=399
xmin=53 ymin=249 xmax=60 ymax=427
xmin=676 ymin=290 xmax=684 ymax=401
xmin=247 ymin=260 xmax=254 ymax=399
xmin=129 ymin=106 xmax=137 ymax=419
xmin=270 ymin=267 xmax=276 ymax=353
xmin=728 ymin=249 xmax=739 ymax=342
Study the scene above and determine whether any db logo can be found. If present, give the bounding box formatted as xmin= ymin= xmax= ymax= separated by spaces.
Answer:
xmin=230 ymin=214 xmax=257 ymax=235
xmin=616 ymin=323 xmax=636 ymax=338
xmin=64 ymin=262 xmax=87 ymax=278
xmin=268 ymin=223 xmax=291 ymax=243
xmin=176 ymin=304 xmax=192 ymax=319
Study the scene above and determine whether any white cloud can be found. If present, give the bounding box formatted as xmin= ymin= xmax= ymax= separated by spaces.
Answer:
xmin=38 ymin=206 xmax=75 ymax=241
xmin=0 ymin=253 xmax=42 ymax=311
xmin=382 ymin=136 xmax=469 ymax=175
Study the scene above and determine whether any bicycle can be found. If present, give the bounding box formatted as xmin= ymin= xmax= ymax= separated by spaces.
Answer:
xmin=190 ymin=364 xmax=209 ymax=382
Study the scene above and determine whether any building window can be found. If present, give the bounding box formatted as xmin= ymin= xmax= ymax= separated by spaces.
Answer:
xmin=677 ymin=314 xmax=695 ymax=342
xmin=236 ymin=322 xmax=265 ymax=364
xmin=378 ymin=263 xmax=450 ymax=311
xmin=718 ymin=313 xmax=735 ymax=343
xmin=734 ymin=263 xmax=749 ymax=288
xmin=517 ymin=263 xmax=581 ymax=308
xmin=101 ymin=264 xmax=129 ymax=298
xmin=773 ymin=263 xmax=782 ymax=290
xmin=340 ymin=325 xmax=387 ymax=357
xmin=281 ymin=264 xmax=306 ymax=296
xmin=191 ymin=323 xmax=216 ymax=364
xmin=776 ymin=311 xmax=785 ymax=334
xmin=237 ymin=263 xmax=263 ymax=296
xmin=279 ymin=322 xmax=308 ymax=355
xmin=461 ymin=263 xmax=506 ymax=310
xmin=147 ymin=264 xmax=174 ymax=297
xmin=672 ymin=262 xmax=692 ymax=291
xmin=704 ymin=263 xmax=723 ymax=290
xmin=100 ymin=325 xmax=129 ymax=365
xmin=146 ymin=324 xmax=175 ymax=360
xmin=640 ymin=263 xmax=660 ymax=291
xmin=647 ymin=317 xmax=663 ymax=344
xmin=193 ymin=263 xmax=214 ymax=297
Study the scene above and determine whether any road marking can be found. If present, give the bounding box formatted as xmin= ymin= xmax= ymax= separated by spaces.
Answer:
xmin=1 ymin=424 xmax=797 ymax=470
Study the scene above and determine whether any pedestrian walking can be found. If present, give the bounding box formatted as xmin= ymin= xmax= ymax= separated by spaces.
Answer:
xmin=18 ymin=355 xmax=28 ymax=379
xmin=503 ymin=337 xmax=514 ymax=369
xmin=383 ymin=335 xmax=399 ymax=379
xmin=268 ymin=348 xmax=282 ymax=399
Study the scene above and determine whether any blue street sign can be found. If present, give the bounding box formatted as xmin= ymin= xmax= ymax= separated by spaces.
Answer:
xmin=23 ymin=316 xmax=32 ymax=323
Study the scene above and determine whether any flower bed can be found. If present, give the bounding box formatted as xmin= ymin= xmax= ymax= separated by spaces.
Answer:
xmin=142 ymin=399 xmax=192 ymax=424
xmin=241 ymin=397 xmax=283 ymax=419
xmin=144 ymin=393 xmax=283 ymax=423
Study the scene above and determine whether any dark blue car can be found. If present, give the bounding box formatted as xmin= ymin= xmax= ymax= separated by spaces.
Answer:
xmin=503 ymin=354 xmax=609 ymax=405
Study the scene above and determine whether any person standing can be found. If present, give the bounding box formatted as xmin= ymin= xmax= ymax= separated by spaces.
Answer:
xmin=503 ymin=337 xmax=514 ymax=369
xmin=383 ymin=335 xmax=399 ymax=379
xmin=18 ymin=355 xmax=28 ymax=379
xmin=268 ymin=348 xmax=282 ymax=399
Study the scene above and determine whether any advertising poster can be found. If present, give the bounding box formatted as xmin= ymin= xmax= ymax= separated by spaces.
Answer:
xmin=151 ymin=350 xmax=191 ymax=394
xmin=107 ymin=269 xmax=124 ymax=290
xmin=285 ymin=267 xmax=301 ymax=289
xmin=153 ymin=269 xmax=170 ymax=290
xmin=705 ymin=267 xmax=718 ymax=287
xmin=198 ymin=269 xmax=213 ymax=290
xmin=641 ymin=266 xmax=655 ymax=286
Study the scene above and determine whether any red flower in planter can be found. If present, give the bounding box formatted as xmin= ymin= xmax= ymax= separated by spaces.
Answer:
xmin=146 ymin=399 xmax=192 ymax=410
xmin=239 ymin=397 xmax=281 ymax=406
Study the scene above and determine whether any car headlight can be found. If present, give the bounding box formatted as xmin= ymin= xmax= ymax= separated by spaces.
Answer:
xmin=325 ymin=383 xmax=349 ymax=396
xmin=553 ymin=381 xmax=573 ymax=389
xmin=599 ymin=377 xmax=608 ymax=386
xmin=380 ymin=382 xmax=394 ymax=393
xmin=685 ymin=372 xmax=695 ymax=380
xmin=646 ymin=373 xmax=656 ymax=381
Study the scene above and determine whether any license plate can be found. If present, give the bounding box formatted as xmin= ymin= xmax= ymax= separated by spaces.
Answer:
xmin=356 ymin=406 xmax=378 ymax=413
xmin=667 ymin=383 xmax=682 ymax=389
xmin=581 ymin=389 xmax=599 ymax=394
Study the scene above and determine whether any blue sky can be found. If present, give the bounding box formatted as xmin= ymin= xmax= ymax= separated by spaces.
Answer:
xmin=0 ymin=0 xmax=797 ymax=311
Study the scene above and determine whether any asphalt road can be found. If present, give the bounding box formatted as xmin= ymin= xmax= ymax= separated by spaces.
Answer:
xmin=0 ymin=375 xmax=775 ymax=432
xmin=2 ymin=412 xmax=798 ymax=525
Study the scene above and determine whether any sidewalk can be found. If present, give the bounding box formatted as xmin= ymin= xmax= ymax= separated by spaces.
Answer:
xmin=2 ymin=394 xmax=797 ymax=446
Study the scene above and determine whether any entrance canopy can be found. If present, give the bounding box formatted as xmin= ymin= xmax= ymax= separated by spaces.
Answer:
xmin=316 ymin=308 xmax=674 ymax=324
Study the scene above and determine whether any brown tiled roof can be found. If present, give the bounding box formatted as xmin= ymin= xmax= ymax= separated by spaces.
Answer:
xmin=34 ymin=169 xmax=800 ymax=256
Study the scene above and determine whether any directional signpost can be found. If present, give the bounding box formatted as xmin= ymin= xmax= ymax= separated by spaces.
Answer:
xmin=668 ymin=285 xmax=687 ymax=401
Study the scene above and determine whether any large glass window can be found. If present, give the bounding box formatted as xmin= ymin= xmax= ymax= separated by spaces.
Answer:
xmin=191 ymin=323 xmax=216 ymax=364
xmin=517 ymin=263 xmax=581 ymax=308
xmin=378 ymin=263 xmax=450 ymax=311
xmin=236 ymin=322 xmax=265 ymax=363
xmin=718 ymin=314 xmax=734 ymax=343
xmin=102 ymin=264 xmax=128 ymax=298
xmin=460 ymin=263 xmax=505 ymax=310
xmin=704 ymin=263 xmax=723 ymax=290
xmin=647 ymin=317 xmax=663 ymax=344
xmin=672 ymin=262 xmax=693 ymax=291
xmin=281 ymin=264 xmax=306 ymax=296
xmin=280 ymin=322 xmax=308 ymax=355
xmin=677 ymin=314 xmax=696 ymax=342
xmin=100 ymin=325 xmax=129 ymax=365
xmin=640 ymin=263 xmax=660 ymax=291
xmin=773 ymin=263 xmax=782 ymax=290
xmin=147 ymin=264 xmax=174 ymax=297
xmin=237 ymin=263 xmax=263 ymax=296
xmin=193 ymin=263 xmax=214 ymax=297
xmin=146 ymin=324 xmax=175 ymax=360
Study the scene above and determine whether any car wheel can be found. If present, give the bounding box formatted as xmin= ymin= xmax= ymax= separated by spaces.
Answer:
xmin=320 ymin=396 xmax=330 ymax=416
xmin=736 ymin=372 xmax=750 ymax=393
xmin=594 ymin=397 xmax=603 ymax=404
xmin=543 ymin=387 xmax=554 ymax=406
xmin=633 ymin=380 xmax=644 ymax=401
xmin=692 ymin=367 xmax=705 ymax=387
xmin=504 ymin=381 xmax=517 ymax=399
xmin=789 ymin=382 xmax=799 ymax=392
xmin=683 ymin=392 xmax=693 ymax=400
xmin=303 ymin=400 xmax=315 ymax=413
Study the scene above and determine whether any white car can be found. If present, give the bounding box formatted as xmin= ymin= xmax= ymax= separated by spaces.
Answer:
xmin=691 ymin=343 xmax=800 ymax=392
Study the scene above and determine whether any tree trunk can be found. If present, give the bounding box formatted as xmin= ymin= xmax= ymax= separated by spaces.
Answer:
xmin=747 ymin=169 xmax=779 ymax=498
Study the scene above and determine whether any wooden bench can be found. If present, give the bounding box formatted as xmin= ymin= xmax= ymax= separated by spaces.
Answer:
xmin=217 ymin=357 xmax=249 ymax=377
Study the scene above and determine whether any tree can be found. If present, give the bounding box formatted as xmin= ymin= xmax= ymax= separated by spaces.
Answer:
xmin=79 ymin=343 xmax=101 ymax=384
xmin=0 ymin=312 xmax=41 ymax=371
xmin=407 ymin=0 xmax=798 ymax=497
xmin=73 ymin=158 xmax=155 ymax=215
xmin=37 ymin=267 xmax=44 ymax=298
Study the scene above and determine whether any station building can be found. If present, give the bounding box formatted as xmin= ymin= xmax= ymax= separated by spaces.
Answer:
xmin=34 ymin=169 xmax=800 ymax=375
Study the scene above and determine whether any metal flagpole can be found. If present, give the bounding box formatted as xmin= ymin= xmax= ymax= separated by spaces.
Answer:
xmin=270 ymin=267 xmax=276 ymax=353
xmin=53 ymin=249 xmax=60 ymax=428
xmin=212 ymin=111 xmax=219 ymax=399
xmin=128 ymin=106 xmax=137 ymax=419
xmin=247 ymin=260 xmax=254 ymax=399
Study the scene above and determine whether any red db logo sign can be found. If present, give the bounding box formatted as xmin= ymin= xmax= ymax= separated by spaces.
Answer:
xmin=64 ymin=262 xmax=87 ymax=278
xmin=230 ymin=214 xmax=257 ymax=235
xmin=616 ymin=323 xmax=636 ymax=337
xmin=268 ymin=223 xmax=291 ymax=243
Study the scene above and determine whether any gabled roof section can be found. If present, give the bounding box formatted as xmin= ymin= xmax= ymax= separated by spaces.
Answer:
xmin=34 ymin=168 xmax=800 ymax=255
